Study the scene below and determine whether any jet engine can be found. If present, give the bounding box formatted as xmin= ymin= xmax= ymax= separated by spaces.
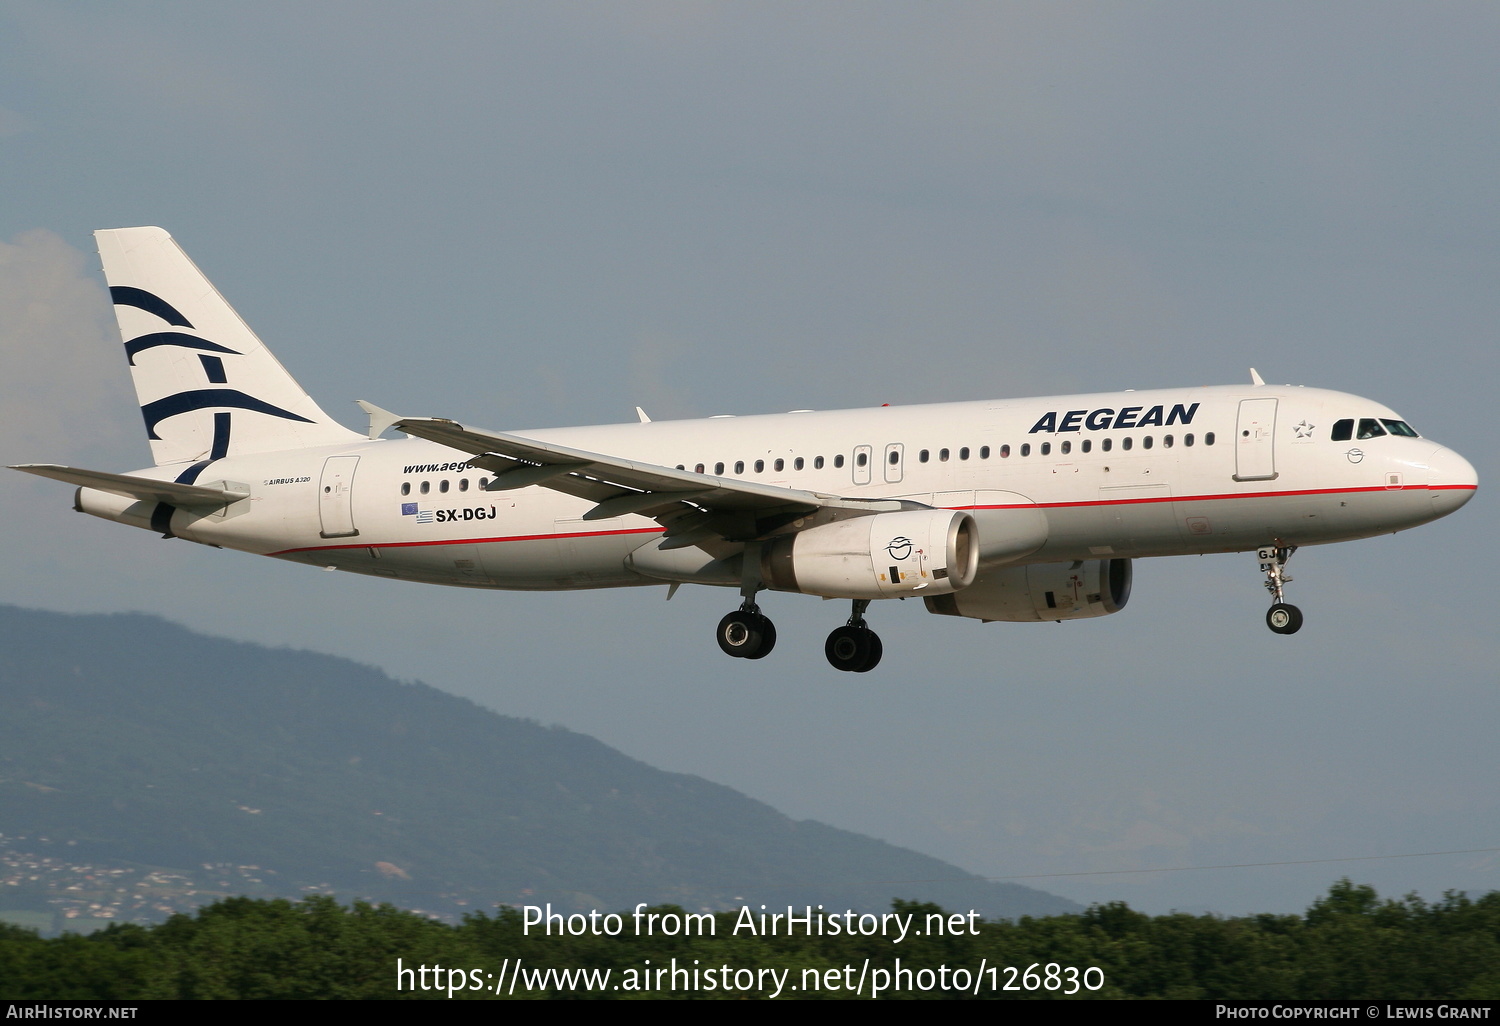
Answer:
xmin=761 ymin=509 xmax=978 ymax=599
xmin=924 ymin=558 xmax=1131 ymax=622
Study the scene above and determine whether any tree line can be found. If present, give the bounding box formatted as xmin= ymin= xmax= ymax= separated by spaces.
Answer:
xmin=2 ymin=880 xmax=1497 ymax=999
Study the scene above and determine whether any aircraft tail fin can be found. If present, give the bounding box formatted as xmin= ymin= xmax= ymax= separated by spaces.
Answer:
xmin=95 ymin=227 xmax=361 ymax=467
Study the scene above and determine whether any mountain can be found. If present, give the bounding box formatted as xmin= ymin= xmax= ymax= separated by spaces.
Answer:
xmin=0 ymin=605 xmax=1077 ymax=928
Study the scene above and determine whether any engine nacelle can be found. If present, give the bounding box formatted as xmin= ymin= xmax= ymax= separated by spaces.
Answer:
xmin=924 ymin=558 xmax=1132 ymax=622
xmin=762 ymin=509 xmax=979 ymax=599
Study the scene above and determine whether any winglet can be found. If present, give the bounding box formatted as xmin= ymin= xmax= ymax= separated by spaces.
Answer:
xmin=355 ymin=400 xmax=402 ymax=440
xmin=635 ymin=406 xmax=652 ymax=424
xmin=1249 ymin=368 xmax=1265 ymax=386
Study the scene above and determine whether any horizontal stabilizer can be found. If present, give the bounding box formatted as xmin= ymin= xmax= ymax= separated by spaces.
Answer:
xmin=9 ymin=464 xmax=248 ymax=508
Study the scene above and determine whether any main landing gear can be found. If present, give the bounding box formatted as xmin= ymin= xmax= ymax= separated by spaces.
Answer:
xmin=1258 ymin=544 xmax=1304 ymax=635
xmin=714 ymin=596 xmax=883 ymax=671
xmin=717 ymin=604 xmax=776 ymax=659
xmin=825 ymin=599 xmax=883 ymax=673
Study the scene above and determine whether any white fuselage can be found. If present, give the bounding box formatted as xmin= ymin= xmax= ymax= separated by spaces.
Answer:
xmin=78 ymin=383 xmax=1477 ymax=593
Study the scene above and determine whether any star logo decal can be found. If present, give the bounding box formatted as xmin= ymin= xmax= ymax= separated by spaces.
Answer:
xmin=1293 ymin=420 xmax=1315 ymax=439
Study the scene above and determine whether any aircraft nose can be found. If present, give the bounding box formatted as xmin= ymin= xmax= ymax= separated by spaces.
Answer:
xmin=1427 ymin=445 xmax=1478 ymax=517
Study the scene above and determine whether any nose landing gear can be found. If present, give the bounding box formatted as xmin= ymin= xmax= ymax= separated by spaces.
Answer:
xmin=1259 ymin=544 xmax=1303 ymax=635
xmin=825 ymin=599 xmax=883 ymax=672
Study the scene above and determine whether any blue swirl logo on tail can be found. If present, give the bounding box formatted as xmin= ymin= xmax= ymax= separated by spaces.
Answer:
xmin=110 ymin=286 xmax=194 ymax=328
xmin=141 ymin=389 xmax=313 ymax=440
xmin=125 ymin=331 xmax=241 ymax=365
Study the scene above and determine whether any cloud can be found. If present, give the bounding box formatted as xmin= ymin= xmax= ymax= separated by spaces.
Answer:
xmin=0 ymin=229 xmax=135 ymax=465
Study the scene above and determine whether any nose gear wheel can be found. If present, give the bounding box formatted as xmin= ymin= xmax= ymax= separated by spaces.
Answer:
xmin=1266 ymin=603 xmax=1303 ymax=635
xmin=1258 ymin=544 xmax=1303 ymax=635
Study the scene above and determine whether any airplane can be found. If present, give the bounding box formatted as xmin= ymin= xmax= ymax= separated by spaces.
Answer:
xmin=11 ymin=227 xmax=1479 ymax=672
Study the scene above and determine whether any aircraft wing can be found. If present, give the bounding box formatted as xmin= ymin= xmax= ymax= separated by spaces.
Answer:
xmin=361 ymin=404 xmax=918 ymax=553
xmin=9 ymin=464 xmax=248 ymax=508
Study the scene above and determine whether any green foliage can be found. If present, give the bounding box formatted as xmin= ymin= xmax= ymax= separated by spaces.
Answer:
xmin=2 ymin=882 xmax=1497 ymax=1000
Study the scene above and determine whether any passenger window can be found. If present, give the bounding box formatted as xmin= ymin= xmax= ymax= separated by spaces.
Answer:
xmin=1060 ymin=441 xmax=1070 ymax=455
xmin=420 ymin=481 xmax=430 ymax=494
xmin=980 ymin=446 xmax=990 ymax=459
xmin=459 ymin=478 xmax=469 ymax=491
xmin=774 ymin=458 xmax=785 ymax=472
xmin=794 ymin=457 xmax=804 ymax=470
xmin=1358 ymin=419 xmax=1387 ymax=440
xmin=1041 ymin=442 xmax=1051 ymax=456
xmin=1143 ymin=436 xmax=1153 ymax=450
xmin=856 ymin=452 xmax=868 ymax=467
xmin=401 ymin=482 xmax=411 ymax=496
xmin=1184 ymin=434 xmax=1195 ymax=447
xmin=695 ymin=463 xmax=705 ymax=474
xmin=1000 ymin=444 xmax=1010 ymax=458
xmin=1081 ymin=439 xmax=1091 ymax=453
xmin=1163 ymin=435 xmax=1173 ymax=448
xmin=1205 ymin=432 xmax=1215 ymax=445
xmin=888 ymin=451 xmax=899 ymax=465
xmin=919 ymin=450 xmax=930 ymax=463
xmin=714 ymin=462 xmax=724 ymax=475
xmin=959 ymin=447 xmax=970 ymax=460
xmin=1020 ymin=443 xmax=1031 ymax=457
xmin=735 ymin=461 xmax=744 ymax=474
xmin=939 ymin=448 xmax=950 ymax=462
xmin=1122 ymin=437 xmax=1133 ymax=451
xmin=1102 ymin=439 xmax=1113 ymax=452
xmin=676 ymin=464 xmax=685 ymax=470
xmin=479 ymin=478 xmax=489 ymax=489
xmin=440 ymin=479 xmax=450 ymax=493
xmin=755 ymin=460 xmax=765 ymax=473
xmin=814 ymin=456 xmax=824 ymax=469
xmin=834 ymin=455 xmax=845 ymax=468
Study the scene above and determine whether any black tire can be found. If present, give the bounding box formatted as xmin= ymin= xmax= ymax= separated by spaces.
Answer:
xmin=826 ymin=624 xmax=876 ymax=672
xmin=744 ymin=616 xmax=776 ymax=659
xmin=1266 ymin=603 xmax=1304 ymax=635
xmin=717 ymin=610 xmax=769 ymax=658
xmin=853 ymin=630 xmax=882 ymax=672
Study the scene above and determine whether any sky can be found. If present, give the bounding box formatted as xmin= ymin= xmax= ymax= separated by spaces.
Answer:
xmin=1 ymin=1 xmax=1497 ymax=918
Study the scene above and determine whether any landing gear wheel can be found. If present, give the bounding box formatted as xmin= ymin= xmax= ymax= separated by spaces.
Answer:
xmin=1266 ymin=603 xmax=1303 ymax=635
xmin=717 ymin=610 xmax=775 ymax=659
xmin=825 ymin=625 xmax=882 ymax=672
xmin=745 ymin=616 xmax=776 ymax=660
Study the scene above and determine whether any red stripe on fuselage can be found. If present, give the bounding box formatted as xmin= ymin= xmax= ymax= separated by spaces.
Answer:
xmin=271 ymin=525 xmax=663 ymax=556
xmin=972 ymin=483 xmax=1476 ymax=511
xmin=269 ymin=483 xmax=1476 ymax=556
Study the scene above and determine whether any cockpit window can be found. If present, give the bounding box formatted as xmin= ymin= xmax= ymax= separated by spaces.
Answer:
xmin=1331 ymin=419 xmax=1353 ymax=442
xmin=1381 ymin=419 xmax=1419 ymax=438
xmin=1357 ymin=419 xmax=1387 ymax=440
